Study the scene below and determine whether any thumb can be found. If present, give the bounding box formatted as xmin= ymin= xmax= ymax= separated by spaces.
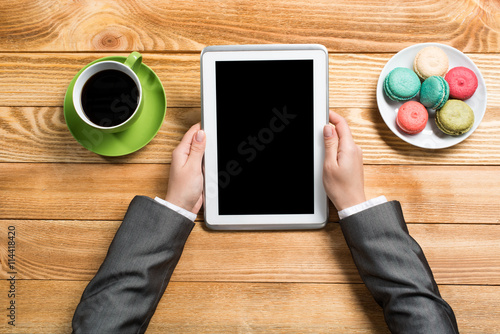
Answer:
xmin=187 ymin=129 xmax=206 ymax=166
xmin=323 ymin=124 xmax=339 ymax=165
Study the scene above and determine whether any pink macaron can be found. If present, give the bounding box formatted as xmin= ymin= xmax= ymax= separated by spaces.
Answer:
xmin=396 ymin=101 xmax=428 ymax=135
xmin=445 ymin=66 xmax=478 ymax=100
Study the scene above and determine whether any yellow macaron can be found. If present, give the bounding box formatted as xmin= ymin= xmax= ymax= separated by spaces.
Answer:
xmin=413 ymin=46 xmax=449 ymax=81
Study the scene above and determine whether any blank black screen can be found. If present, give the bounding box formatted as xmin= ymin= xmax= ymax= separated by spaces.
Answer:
xmin=216 ymin=60 xmax=314 ymax=215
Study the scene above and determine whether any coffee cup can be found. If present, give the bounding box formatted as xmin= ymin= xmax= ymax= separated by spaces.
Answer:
xmin=73 ymin=52 xmax=144 ymax=133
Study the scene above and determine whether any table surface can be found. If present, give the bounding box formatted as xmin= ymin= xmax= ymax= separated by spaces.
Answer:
xmin=1 ymin=0 xmax=500 ymax=333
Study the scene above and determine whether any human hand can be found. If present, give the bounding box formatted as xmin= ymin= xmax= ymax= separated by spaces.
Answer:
xmin=165 ymin=123 xmax=206 ymax=214
xmin=323 ymin=111 xmax=366 ymax=211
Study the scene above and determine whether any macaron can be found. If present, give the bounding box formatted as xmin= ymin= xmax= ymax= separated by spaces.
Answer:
xmin=435 ymin=99 xmax=475 ymax=136
xmin=396 ymin=101 xmax=428 ymax=135
xmin=445 ymin=66 xmax=478 ymax=100
xmin=419 ymin=76 xmax=449 ymax=110
xmin=384 ymin=67 xmax=421 ymax=101
xmin=413 ymin=46 xmax=449 ymax=81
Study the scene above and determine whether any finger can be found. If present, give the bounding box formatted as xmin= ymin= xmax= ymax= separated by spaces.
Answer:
xmin=323 ymin=124 xmax=339 ymax=166
xmin=328 ymin=111 xmax=355 ymax=149
xmin=187 ymin=129 xmax=206 ymax=166
xmin=179 ymin=123 xmax=201 ymax=149
xmin=191 ymin=194 xmax=204 ymax=214
xmin=173 ymin=123 xmax=202 ymax=164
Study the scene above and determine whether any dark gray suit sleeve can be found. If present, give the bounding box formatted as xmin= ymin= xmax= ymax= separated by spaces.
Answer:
xmin=339 ymin=201 xmax=459 ymax=334
xmin=72 ymin=196 xmax=195 ymax=334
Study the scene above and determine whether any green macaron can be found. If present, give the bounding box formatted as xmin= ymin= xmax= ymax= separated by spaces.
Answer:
xmin=384 ymin=67 xmax=421 ymax=101
xmin=435 ymin=99 xmax=474 ymax=136
xmin=419 ymin=76 xmax=449 ymax=110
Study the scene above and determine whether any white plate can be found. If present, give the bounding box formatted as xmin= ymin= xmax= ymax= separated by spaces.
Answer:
xmin=376 ymin=43 xmax=487 ymax=149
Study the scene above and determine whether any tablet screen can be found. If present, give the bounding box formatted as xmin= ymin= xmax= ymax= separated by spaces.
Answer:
xmin=216 ymin=60 xmax=314 ymax=215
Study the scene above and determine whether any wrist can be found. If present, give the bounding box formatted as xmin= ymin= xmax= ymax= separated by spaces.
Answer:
xmin=155 ymin=197 xmax=198 ymax=222
xmin=334 ymin=193 xmax=366 ymax=211
xmin=338 ymin=196 xmax=387 ymax=219
xmin=164 ymin=193 xmax=191 ymax=212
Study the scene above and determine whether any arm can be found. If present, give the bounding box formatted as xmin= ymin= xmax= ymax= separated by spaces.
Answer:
xmin=323 ymin=111 xmax=458 ymax=333
xmin=72 ymin=196 xmax=194 ymax=333
xmin=340 ymin=201 xmax=458 ymax=333
xmin=72 ymin=124 xmax=206 ymax=334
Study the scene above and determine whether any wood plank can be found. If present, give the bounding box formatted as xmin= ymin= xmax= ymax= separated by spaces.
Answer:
xmin=0 ymin=0 xmax=499 ymax=52
xmin=0 ymin=106 xmax=199 ymax=163
xmin=0 ymin=280 xmax=498 ymax=333
xmin=1 ymin=106 xmax=499 ymax=164
xmin=1 ymin=163 xmax=499 ymax=223
xmin=0 ymin=163 xmax=171 ymax=220
xmin=0 ymin=53 xmax=498 ymax=108
xmin=0 ymin=53 xmax=199 ymax=108
xmin=330 ymin=53 xmax=500 ymax=109
xmin=1 ymin=220 xmax=499 ymax=285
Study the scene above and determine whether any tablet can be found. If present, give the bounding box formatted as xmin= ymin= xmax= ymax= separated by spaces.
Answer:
xmin=201 ymin=44 xmax=329 ymax=230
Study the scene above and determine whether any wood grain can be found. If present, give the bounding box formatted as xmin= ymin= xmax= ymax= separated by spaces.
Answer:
xmin=0 ymin=106 xmax=199 ymax=163
xmin=1 ymin=0 xmax=498 ymax=332
xmin=0 ymin=0 xmax=499 ymax=52
xmin=0 ymin=53 xmax=199 ymax=108
xmin=0 ymin=280 xmax=498 ymax=333
xmin=0 ymin=53 xmax=498 ymax=108
xmin=1 ymin=106 xmax=499 ymax=164
xmin=1 ymin=220 xmax=499 ymax=285
xmin=0 ymin=163 xmax=499 ymax=223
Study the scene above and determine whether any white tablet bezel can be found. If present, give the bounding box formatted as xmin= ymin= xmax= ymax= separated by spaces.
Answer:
xmin=201 ymin=44 xmax=329 ymax=230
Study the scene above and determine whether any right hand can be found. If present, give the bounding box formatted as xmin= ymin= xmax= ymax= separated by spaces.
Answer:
xmin=323 ymin=111 xmax=366 ymax=211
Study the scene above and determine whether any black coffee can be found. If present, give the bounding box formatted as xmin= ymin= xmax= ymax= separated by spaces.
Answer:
xmin=81 ymin=69 xmax=139 ymax=127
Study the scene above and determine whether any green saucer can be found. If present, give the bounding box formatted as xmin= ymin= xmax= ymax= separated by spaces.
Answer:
xmin=64 ymin=56 xmax=166 ymax=156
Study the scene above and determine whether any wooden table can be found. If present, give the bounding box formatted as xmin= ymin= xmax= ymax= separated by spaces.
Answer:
xmin=1 ymin=1 xmax=499 ymax=333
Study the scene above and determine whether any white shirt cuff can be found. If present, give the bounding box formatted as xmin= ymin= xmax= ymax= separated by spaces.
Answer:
xmin=338 ymin=196 xmax=387 ymax=220
xmin=154 ymin=197 xmax=197 ymax=222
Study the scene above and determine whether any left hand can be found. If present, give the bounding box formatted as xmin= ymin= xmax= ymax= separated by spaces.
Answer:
xmin=323 ymin=111 xmax=366 ymax=211
xmin=165 ymin=123 xmax=206 ymax=214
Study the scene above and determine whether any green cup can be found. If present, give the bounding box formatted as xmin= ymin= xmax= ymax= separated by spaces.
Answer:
xmin=72 ymin=52 xmax=144 ymax=133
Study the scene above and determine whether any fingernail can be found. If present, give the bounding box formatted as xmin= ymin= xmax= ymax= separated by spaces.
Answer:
xmin=323 ymin=125 xmax=333 ymax=138
xmin=195 ymin=130 xmax=205 ymax=142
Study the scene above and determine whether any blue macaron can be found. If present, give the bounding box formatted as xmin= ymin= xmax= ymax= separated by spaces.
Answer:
xmin=419 ymin=76 xmax=449 ymax=110
xmin=384 ymin=67 xmax=421 ymax=101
